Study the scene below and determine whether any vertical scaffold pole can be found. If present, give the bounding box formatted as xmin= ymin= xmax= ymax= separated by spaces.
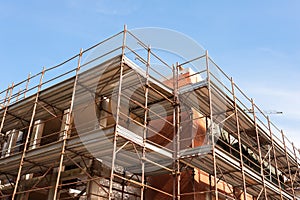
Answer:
xmin=52 ymin=49 xmax=83 ymax=200
xmin=281 ymin=130 xmax=296 ymax=199
xmin=291 ymin=142 xmax=300 ymax=187
xmin=230 ymin=78 xmax=247 ymax=200
xmin=172 ymin=63 xmax=176 ymax=200
xmin=172 ymin=62 xmax=180 ymax=200
xmin=209 ymin=174 xmax=213 ymax=200
xmin=205 ymin=50 xmax=218 ymax=200
xmin=0 ymin=84 xmax=13 ymax=156
xmin=16 ymin=89 xmax=21 ymax=102
xmin=12 ymin=69 xmax=45 ymax=200
xmin=176 ymin=63 xmax=180 ymax=200
xmin=141 ymin=45 xmax=151 ymax=200
xmin=267 ymin=116 xmax=283 ymax=199
xmin=24 ymin=73 xmax=31 ymax=99
xmin=251 ymin=99 xmax=268 ymax=199
xmin=108 ymin=25 xmax=127 ymax=200
xmin=0 ymin=84 xmax=14 ymax=134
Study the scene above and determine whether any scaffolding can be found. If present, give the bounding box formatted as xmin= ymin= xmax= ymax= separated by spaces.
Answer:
xmin=0 ymin=26 xmax=300 ymax=200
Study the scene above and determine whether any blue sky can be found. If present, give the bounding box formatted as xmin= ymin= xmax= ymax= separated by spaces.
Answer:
xmin=0 ymin=1 xmax=300 ymax=147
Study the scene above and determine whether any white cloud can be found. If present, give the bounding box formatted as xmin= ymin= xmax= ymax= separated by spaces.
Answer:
xmin=257 ymin=47 xmax=287 ymax=59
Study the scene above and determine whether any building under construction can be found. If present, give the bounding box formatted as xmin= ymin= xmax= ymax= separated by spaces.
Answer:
xmin=0 ymin=27 xmax=300 ymax=200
